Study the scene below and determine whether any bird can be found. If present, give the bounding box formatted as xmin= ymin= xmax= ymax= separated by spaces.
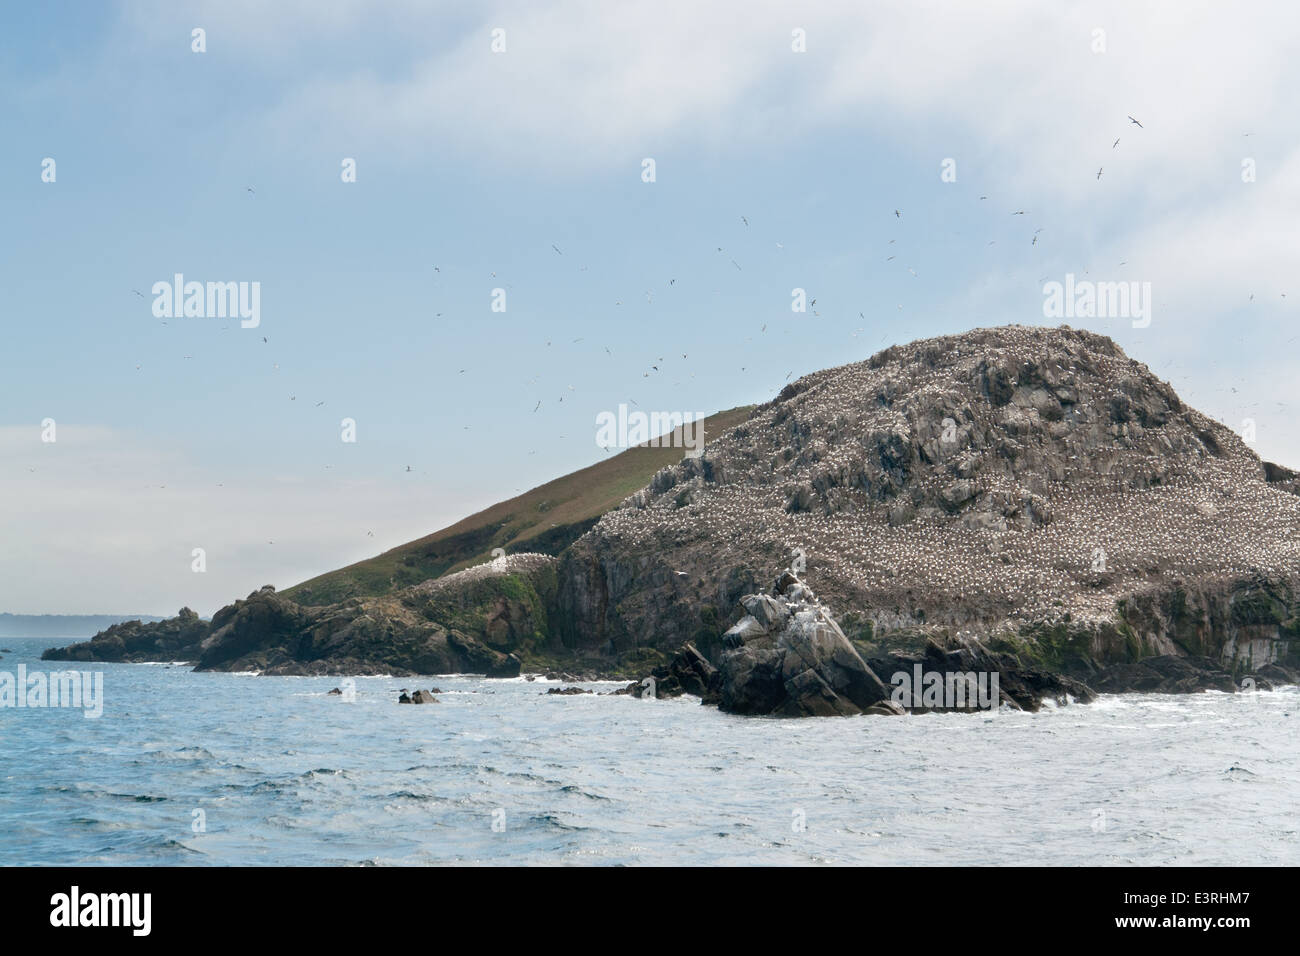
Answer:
xmin=1128 ymin=116 xmax=1143 ymax=128
xmin=551 ymin=244 xmax=563 ymax=255
xmin=246 ymin=186 xmax=256 ymax=194
xmin=1112 ymin=138 xmax=1120 ymax=148
xmin=1097 ymin=167 xmax=1103 ymax=180
xmin=131 ymin=289 xmax=145 ymax=298
xmin=741 ymin=216 xmax=749 ymax=226
xmin=894 ymin=210 xmax=901 ymax=218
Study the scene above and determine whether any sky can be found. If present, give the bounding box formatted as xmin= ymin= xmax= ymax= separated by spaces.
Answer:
xmin=2 ymin=0 xmax=1298 ymax=616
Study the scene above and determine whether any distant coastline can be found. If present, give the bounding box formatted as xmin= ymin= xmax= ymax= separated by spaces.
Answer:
xmin=0 ymin=613 xmax=167 ymax=639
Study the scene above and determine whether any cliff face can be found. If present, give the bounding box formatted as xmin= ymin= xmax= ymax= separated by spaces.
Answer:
xmin=557 ymin=325 xmax=1300 ymax=674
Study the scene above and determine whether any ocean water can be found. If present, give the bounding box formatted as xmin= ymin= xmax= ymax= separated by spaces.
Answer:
xmin=1 ymin=634 xmax=1297 ymax=866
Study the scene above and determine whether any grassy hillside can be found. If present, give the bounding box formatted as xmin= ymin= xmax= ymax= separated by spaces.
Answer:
xmin=284 ymin=405 xmax=756 ymax=605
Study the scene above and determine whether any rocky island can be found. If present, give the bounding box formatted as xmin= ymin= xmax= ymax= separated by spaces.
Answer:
xmin=45 ymin=325 xmax=1300 ymax=713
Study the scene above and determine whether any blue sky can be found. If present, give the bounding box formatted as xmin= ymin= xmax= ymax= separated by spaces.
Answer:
xmin=3 ymin=1 xmax=1298 ymax=615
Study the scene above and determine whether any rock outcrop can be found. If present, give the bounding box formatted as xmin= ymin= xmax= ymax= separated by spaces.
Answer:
xmin=43 ymin=556 xmax=550 ymax=677
xmin=637 ymin=570 xmax=1099 ymax=716
xmin=713 ymin=573 xmax=894 ymax=717
xmin=41 ymin=607 xmax=208 ymax=663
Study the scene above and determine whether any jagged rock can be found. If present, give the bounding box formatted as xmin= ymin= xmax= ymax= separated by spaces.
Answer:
xmin=714 ymin=575 xmax=892 ymax=717
xmin=870 ymin=637 xmax=1097 ymax=712
xmin=633 ymin=642 xmax=721 ymax=700
xmin=547 ymin=686 xmax=591 ymax=695
xmin=410 ymin=689 xmax=439 ymax=703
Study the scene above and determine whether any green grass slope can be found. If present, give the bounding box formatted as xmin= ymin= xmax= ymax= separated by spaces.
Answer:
xmin=284 ymin=406 xmax=756 ymax=606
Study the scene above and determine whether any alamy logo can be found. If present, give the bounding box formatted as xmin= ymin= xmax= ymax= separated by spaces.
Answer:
xmin=1042 ymin=273 xmax=1151 ymax=328
xmin=1 ymin=665 xmax=103 ymax=718
xmin=594 ymin=404 xmax=704 ymax=458
xmin=151 ymin=273 xmax=260 ymax=328
xmin=50 ymin=886 xmax=151 ymax=936
xmin=890 ymin=665 xmax=999 ymax=710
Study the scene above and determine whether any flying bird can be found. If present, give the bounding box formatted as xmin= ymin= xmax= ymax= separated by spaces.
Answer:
xmin=1128 ymin=116 xmax=1143 ymax=128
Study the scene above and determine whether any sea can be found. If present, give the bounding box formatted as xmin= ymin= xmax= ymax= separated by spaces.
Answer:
xmin=1 ymin=634 xmax=1297 ymax=866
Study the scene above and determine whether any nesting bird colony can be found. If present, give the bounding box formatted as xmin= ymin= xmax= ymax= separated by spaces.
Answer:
xmin=590 ymin=325 xmax=1300 ymax=631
